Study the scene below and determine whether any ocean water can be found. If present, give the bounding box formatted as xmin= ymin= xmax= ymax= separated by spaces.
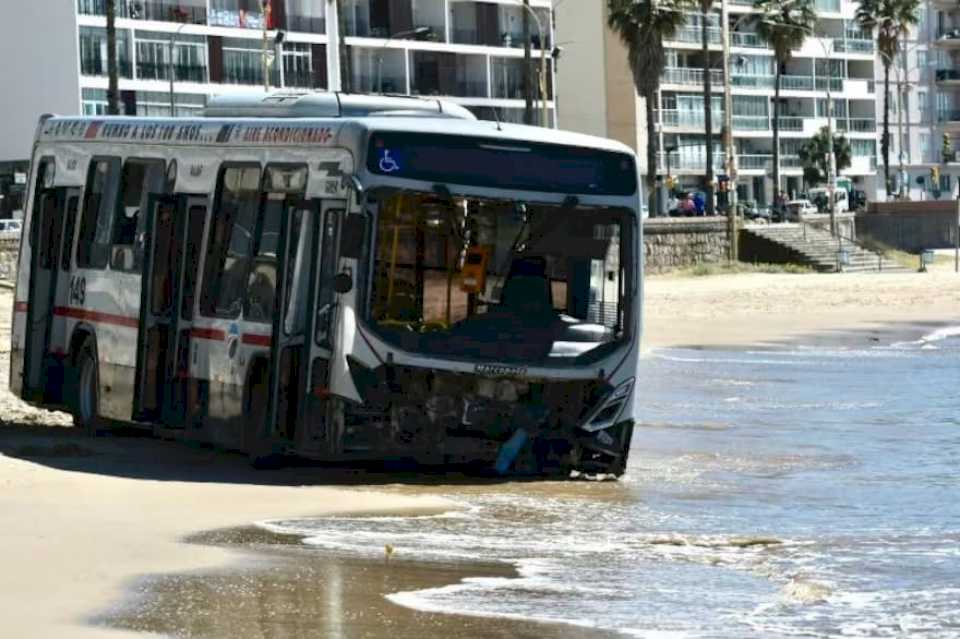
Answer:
xmin=263 ymin=327 xmax=960 ymax=638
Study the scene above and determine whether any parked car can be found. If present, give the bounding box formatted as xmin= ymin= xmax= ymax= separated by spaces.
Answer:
xmin=785 ymin=199 xmax=818 ymax=221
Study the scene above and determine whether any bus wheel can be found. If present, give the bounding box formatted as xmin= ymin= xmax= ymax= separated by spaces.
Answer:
xmin=245 ymin=370 xmax=282 ymax=470
xmin=73 ymin=340 xmax=107 ymax=436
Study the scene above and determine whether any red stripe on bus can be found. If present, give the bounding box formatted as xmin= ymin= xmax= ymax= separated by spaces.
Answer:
xmin=53 ymin=306 xmax=139 ymax=329
xmin=14 ymin=302 xmax=27 ymax=313
xmin=242 ymin=333 xmax=272 ymax=347
xmin=190 ymin=327 xmax=226 ymax=342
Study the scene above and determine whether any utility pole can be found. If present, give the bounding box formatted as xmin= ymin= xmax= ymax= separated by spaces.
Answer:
xmin=523 ymin=0 xmax=533 ymax=125
xmin=106 ymin=0 xmax=119 ymax=114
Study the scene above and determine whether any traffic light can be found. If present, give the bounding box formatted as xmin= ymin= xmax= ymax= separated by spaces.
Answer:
xmin=943 ymin=134 xmax=953 ymax=164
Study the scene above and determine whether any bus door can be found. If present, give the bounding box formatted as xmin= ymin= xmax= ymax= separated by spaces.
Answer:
xmin=22 ymin=187 xmax=80 ymax=403
xmin=134 ymin=193 xmax=208 ymax=425
xmin=265 ymin=199 xmax=346 ymax=453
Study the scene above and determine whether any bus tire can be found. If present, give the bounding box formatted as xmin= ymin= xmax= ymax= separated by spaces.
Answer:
xmin=245 ymin=366 xmax=282 ymax=470
xmin=73 ymin=339 xmax=107 ymax=436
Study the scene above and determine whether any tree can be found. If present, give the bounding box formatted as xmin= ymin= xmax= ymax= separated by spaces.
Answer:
xmin=754 ymin=0 xmax=816 ymax=205
xmin=608 ymin=0 xmax=688 ymax=214
xmin=699 ymin=0 xmax=716 ymax=214
xmin=799 ymin=126 xmax=852 ymax=186
xmin=106 ymin=0 xmax=119 ymax=114
xmin=856 ymin=0 xmax=921 ymax=197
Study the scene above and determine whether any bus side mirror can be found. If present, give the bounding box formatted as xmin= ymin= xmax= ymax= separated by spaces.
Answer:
xmin=333 ymin=272 xmax=353 ymax=294
xmin=340 ymin=214 xmax=365 ymax=260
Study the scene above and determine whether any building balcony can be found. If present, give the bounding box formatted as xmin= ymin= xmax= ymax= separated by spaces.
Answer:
xmin=136 ymin=62 xmax=207 ymax=83
xmin=815 ymin=0 xmax=841 ymax=12
xmin=658 ymin=152 xmax=726 ymax=172
xmin=662 ymin=67 xmax=724 ymax=86
xmin=209 ymin=8 xmax=266 ymax=30
xmin=846 ymin=117 xmax=876 ymax=132
xmin=934 ymin=29 xmax=960 ymax=47
xmin=81 ymin=57 xmax=133 ymax=78
xmin=732 ymin=115 xmax=769 ymax=131
xmin=77 ymin=0 xmax=207 ymax=24
xmin=776 ymin=116 xmax=805 ymax=131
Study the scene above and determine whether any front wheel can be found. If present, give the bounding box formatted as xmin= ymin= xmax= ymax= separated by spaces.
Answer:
xmin=73 ymin=340 xmax=107 ymax=436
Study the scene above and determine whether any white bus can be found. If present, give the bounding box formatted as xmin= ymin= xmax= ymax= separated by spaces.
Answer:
xmin=10 ymin=92 xmax=642 ymax=477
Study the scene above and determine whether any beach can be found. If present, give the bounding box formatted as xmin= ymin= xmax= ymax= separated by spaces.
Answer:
xmin=0 ymin=265 xmax=958 ymax=638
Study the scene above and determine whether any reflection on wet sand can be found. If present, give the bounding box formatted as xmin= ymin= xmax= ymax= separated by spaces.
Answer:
xmin=99 ymin=526 xmax=620 ymax=639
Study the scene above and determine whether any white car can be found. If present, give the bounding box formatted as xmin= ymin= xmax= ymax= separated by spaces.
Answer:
xmin=785 ymin=199 xmax=818 ymax=220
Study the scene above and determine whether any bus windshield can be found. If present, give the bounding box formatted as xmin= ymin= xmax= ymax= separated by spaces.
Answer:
xmin=368 ymin=191 xmax=633 ymax=365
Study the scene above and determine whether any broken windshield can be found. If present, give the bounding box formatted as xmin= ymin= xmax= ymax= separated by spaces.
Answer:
xmin=366 ymin=191 xmax=633 ymax=365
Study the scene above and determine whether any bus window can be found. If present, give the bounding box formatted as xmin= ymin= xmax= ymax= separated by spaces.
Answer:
xmin=77 ymin=157 xmax=121 ymax=269
xmin=28 ymin=157 xmax=55 ymax=249
xmin=36 ymin=193 xmax=60 ymax=269
xmin=244 ymin=193 xmax=282 ymax=324
xmin=112 ymin=159 xmax=165 ymax=272
xmin=61 ymin=195 xmax=79 ymax=271
xmin=200 ymin=165 xmax=261 ymax=318
xmin=314 ymin=209 xmax=341 ymax=347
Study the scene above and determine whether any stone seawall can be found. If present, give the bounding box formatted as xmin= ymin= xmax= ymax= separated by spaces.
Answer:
xmin=643 ymin=217 xmax=731 ymax=274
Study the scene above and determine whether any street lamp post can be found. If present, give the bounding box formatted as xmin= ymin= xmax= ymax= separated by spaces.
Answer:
xmin=721 ymin=0 xmax=737 ymax=218
xmin=168 ymin=21 xmax=190 ymax=116
xmin=377 ymin=27 xmax=431 ymax=95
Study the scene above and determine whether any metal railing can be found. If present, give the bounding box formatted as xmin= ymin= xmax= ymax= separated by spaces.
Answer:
xmin=815 ymin=77 xmax=845 ymax=91
xmin=657 ymin=152 xmax=726 ymax=171
xmin=283 ymin=69 xmax=316 ymax=88
xmin=816 ymin=0 xmax=841 ymax=12
xmin=738 ymin=155 xmax=772 ymax=170
xmin=353 ymin=72 xmax=407 ymax=94
xmin=848 ymin=118 xmax=876 ymax=132
xmin=732 ymin=74 xmax=776 ymax=89
xmin=781 ymin=155 xmax=803 ymax=168
xmin=81 ymin=57 xmax=133 ymax=78
xmin=136 ymin=62 xmax=207 ymax=83
xmin=285 ymin=14 xmax=326 ymax=34
xmin=659 ymin=110 xmax=725 ymax=128
xmin=781 ymin=75 xmax=814 ymax=90
xmin=209 ymin=8 xmax=265 ymax=29
xmin=732 ymin=115 xmax=769 ymax=131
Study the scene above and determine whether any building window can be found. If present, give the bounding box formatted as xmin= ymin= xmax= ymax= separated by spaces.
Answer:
xmin=918 ymin=91 xmax=928 ymax=120
xmin=79 ymin=26 xmax=131 ymax=77
xmin=916 ymin=49 xmax=928 ymax=71
xmin=920 ymin=133 xmax=931 ymax=161
xmin=135 ymin=31 xmax=207 ymax=83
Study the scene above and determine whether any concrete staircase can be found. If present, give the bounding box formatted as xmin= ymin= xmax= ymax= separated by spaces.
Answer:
xmin=743 ymin=223 xmax=912 ymax=273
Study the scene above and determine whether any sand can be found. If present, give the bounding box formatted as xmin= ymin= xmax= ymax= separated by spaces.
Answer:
xmin=644 ymin=267 xmax=960 ymax=349
xmin=0 ymin=265 xmax=958 ymax=638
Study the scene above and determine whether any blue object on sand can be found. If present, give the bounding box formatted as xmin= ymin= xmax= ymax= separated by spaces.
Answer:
xmin=495 ymin=428 xmax=529 ymax=475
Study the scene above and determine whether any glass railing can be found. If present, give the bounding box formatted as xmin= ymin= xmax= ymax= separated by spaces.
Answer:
xmin=80 ymin=57 xmax=133 ymax=78
xmin=136 ymin=62 xmax=207 ymax=83
xmin=848 ymin=118 xmax=876 ymax=132
xmin=662 ymin=67 xmax=724 ymax=85
xmin=732 ymin=74 xmax=776 ymax=89
xmin=815 ymin=77 xmax=845 ymax=91
xmin=738 ymin=155 xmax=772 ymax=170
xmin=491 ymin=79 xmax=525 ymax=99
xmin=732 ymin=32 xmax=765 ymax=48
xmin=77 ymin=0 xmax=127 ymax=16
xmin=659 ymin=110 xmax=725 ymax=128
xmin=285 ymin=15 xmax=326 ymax=34
xmin=132 ymin=2 xmax=207 ymax=23
xmin=209 ymin=8 xmax=265 ymax=29
xmin=781 ymin=155 xmax=803 ymax=168
xmin=816 ymin=0 xmax=841 ymax=12
xmin=777 ymin=117 xmax=805 ymax=131
xmin=733 ymin=115 xmax=769 ymax=130
xmin=670 ymin=26 xmax=722 ymax=45
xmin=220 ymin=66 xmax=279 ymax=86
xmin=657 ymin=152 xmax=726 ymax=171
xmin=936 ymin=69 xmax=960 ymax=81
xmin=834 ymin=39 xmax=874 ymax=53
xmin=283 ymin=69 xmax=316 ymax=88
xmin=781 ymin=75 xmax=814 ymax=90
xmin=353 ymin=72 xmax=407 ymax=94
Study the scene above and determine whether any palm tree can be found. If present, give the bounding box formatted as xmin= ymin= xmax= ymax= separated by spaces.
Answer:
xmin=856 ymin=0 xmax=921 ymax=197
xmin=799 ymin=126 xmax=852 ymax=186
xmin=699 ymin=0 xmax=716 ymax=215
xmin=754 ymin=0 xmax=816 ymax=207
xmin=608 ymin=0 xmax=688 ymax=214
xmin=106 ymin=0 xmax=119 ymax=114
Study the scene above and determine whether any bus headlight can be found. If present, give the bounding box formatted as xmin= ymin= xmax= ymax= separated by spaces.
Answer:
xmin=579 ymin=378 xmax=634 ymax=433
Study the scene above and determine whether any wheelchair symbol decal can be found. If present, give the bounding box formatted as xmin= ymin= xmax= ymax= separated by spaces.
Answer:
xmin=378 ymin=149 xmax=400 ymax=173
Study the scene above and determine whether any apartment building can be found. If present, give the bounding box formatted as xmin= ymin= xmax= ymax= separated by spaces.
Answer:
xmin=0 ymin=0 xmax=556 ymax=165
xmin=557 ymin=0 xmax=881 ymax=206
xmin=888 ymin=0 xmax=960 ymax=201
